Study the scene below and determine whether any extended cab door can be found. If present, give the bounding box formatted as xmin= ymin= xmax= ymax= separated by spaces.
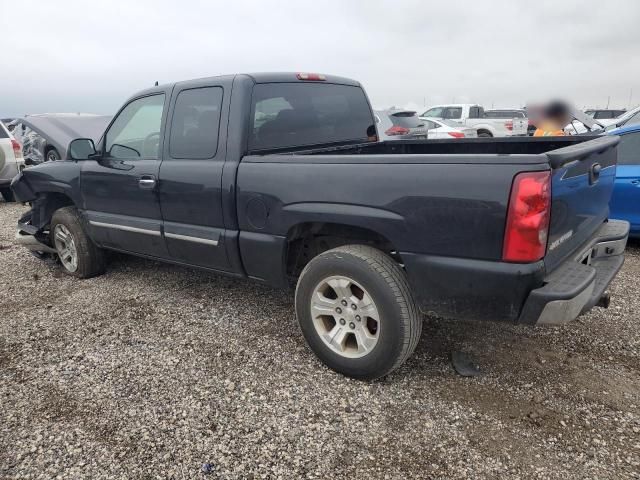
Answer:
xmin=81 ymin=92 xmax=169 ymax=257
xmin=157 ymin=79 xmax=232 ymax=271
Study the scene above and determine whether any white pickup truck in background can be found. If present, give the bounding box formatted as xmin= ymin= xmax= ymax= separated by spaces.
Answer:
xmin=419 ymin=104 xmax=528 ymax=137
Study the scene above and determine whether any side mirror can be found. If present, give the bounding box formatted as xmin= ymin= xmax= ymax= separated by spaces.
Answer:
xmin=68 ymin=138 xmax=96 ymax=160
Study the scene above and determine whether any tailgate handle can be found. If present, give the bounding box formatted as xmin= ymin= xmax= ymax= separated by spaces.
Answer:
xmin=589 ymin=163 xmax=601 ymax=185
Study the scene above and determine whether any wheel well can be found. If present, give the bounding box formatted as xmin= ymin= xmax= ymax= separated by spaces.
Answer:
xmin=30 ymin=192 xmax=75 ymax=230
xmin=285 ymin=222 xmax=401 ymax=278
xmin=477 ymin=129 xmax=493 ymax=137
xmin=45 ymin=145 xmax=60 ymax=158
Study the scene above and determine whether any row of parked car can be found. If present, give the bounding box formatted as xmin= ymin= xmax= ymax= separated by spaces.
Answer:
xmin=1 ymin=101 xmax=639 ymax=238
xmin=376 ymin=104 xmax=530 ymax=141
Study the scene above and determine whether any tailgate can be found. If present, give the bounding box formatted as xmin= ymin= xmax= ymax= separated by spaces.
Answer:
xmin=510 ymin=118 xmax=528 ymax=135
xmin=545 ymin=135 xmax=619 ymax=271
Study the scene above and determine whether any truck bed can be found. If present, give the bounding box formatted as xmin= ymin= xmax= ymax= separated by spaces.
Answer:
xmin=239 ymin=135 xmax=620 ymax=322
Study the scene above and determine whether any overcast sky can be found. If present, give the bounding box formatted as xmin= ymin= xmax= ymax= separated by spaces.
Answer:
xmin=1 ymin=0 xmax=639 ymax=117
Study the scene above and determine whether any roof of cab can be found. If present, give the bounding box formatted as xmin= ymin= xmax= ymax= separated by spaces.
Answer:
xmin=128 ymin=72 xmax=361 ymax=100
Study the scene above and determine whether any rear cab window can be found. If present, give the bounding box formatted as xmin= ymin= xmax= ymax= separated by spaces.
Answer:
xmin=249 ymin=83 xmax=375 ymax=151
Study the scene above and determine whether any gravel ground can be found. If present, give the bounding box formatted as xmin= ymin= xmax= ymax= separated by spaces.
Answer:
xmin=0 ymin=200 xmax=639 ymax=479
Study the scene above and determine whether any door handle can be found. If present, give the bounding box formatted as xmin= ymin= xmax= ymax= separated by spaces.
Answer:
xmin=631 ymin=180 xmax=640 ymax=186
xmin=138 ymin=175 xmax=156 ymax=189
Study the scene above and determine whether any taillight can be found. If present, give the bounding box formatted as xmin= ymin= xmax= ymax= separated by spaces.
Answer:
xmin=447 ymin=131 xmax=465 ymax=138
xmin=502 ymin=171 xmax=551 ymax=263
xmin=11 ymin=139 xmax=23 ymax=159
xmin=505 ymin=120 xmax=513 ymax=131
xmin=385 ymin=126 xmax=410 ymax=136
xmin=296 ymin=73 xmax=326 ymax=81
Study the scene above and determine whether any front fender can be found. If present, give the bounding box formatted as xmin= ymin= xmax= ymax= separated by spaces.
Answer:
xmin=11 ymin=160 xmax=81 ymax=204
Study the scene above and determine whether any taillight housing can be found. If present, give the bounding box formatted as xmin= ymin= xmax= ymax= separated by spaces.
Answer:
xmin=11 ymin=139 xmax=23 ymax=159
xmin=447 ymin=131 xmax=465 ymax=138
xmin=505 ymin=120 xmax=513 ymax=131
xmin=502 ymin=171 xmax=551 ymax=263
xmin=385 ymin=125 xmax=410 ymax=136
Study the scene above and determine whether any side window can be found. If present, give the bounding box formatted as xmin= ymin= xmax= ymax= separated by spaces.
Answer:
xmin=442 ymin=107 xmax=462 ymax=120
xmin=618 ymin=133 xmax=640 ymax=165
xmin=468 ymin=106 xmax=480 ymax=119
xmin=105 ymin=94 xmax=165 ymax=159
xmin=422 ymin=107 xmax=443 ymax=118
xmin=169 ymin=87 xmax=223 ymax=159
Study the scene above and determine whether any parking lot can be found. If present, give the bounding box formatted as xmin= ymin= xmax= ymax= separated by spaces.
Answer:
xmin=0 ymin=199 xmax=638 ymax=479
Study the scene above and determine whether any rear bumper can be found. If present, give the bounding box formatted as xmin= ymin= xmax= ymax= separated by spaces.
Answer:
xmin=401 ymin=219 xmax=629 ymax=325
xmin=518 ymin=219 xmax=629 ymax=324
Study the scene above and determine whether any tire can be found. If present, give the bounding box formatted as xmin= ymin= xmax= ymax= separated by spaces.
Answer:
xmin=295 ymin=245 xmax=422 ymax=380
xmin=50 ymin=206 xmax=106 ymax=278
xmin=477 ymin=130 xmax=493 ymax=138
xmin=45 ymin=147 xmax=61 ymax=162
xmin=0 ymin=188 xmax=15 ymax=202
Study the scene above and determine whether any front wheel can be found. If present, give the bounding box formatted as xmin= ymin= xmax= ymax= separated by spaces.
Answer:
xmin=295 ymin=245 xmax=422 ymax=380
xmin=50 ymin=206 xmax=106 ymax=278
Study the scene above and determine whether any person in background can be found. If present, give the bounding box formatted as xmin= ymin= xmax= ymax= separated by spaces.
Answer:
xmin=533 ymin=101 xmax=571 ymax=137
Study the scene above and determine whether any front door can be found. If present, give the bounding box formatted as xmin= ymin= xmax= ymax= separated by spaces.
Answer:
xmin=157 ymin=80 xmax=231 ymax=271
xmin=81 ymin=93 xmax=169 ymax=258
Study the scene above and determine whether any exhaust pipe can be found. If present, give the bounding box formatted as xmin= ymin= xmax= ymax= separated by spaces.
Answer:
xmin=596 ymin=291 xmax=611 ymax=309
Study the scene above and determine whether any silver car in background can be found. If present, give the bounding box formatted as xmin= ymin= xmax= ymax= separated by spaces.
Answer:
xmin=375 ymin=109 xmax=429 ymax=141
xmin=9 ymin=113 xmax=112 ymax=164
xmin=0 ymin=120 xmax=25 ymax=201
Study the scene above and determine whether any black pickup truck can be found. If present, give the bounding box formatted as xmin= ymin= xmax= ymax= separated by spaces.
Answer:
xmin=12 ymin=72 xmax=629 ymax=379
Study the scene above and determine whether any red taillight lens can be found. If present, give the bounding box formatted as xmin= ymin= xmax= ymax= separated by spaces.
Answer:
xmin=447 ymin=131 xmax=465 ymax=138
xmin=502 ymin=171 xmax=551 ymax=263
xmin=385 ymin=125 xmax=410 ymax=136
xmin=11 ymin=139 xmax=23 ymax=159
xmin=505 ymin=120 xmax=513 ymax=131
xmin=296 ymin=72 xmax=326 ymax=81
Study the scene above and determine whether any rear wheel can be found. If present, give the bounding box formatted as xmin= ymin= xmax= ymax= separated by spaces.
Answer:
xmin=0 ymin=188 xmax=14 ymax=202
xmin=50 ymin=206 xmax=106 ymax=278
xmin=295 ymin=245 xmax=422 ymax=380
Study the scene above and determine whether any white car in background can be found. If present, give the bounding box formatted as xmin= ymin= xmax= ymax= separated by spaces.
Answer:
xmin=0 ymin=120 xmax=25 ymax=202
xmin=420 ymin=104 xmax=528 ymax=137
xmin=421 ymin=118 xmax=477 ymax=139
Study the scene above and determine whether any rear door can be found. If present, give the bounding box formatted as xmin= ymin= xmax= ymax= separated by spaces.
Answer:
xmin=609 ymin=132 xmax=640 ymax=232
xmin=545 ymin=136 xmax=619 ymax=270
xmin=158 ymin=78 xmax=232 ymax=271
xmin=82 ymin=93 xmax=169 ymax=257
